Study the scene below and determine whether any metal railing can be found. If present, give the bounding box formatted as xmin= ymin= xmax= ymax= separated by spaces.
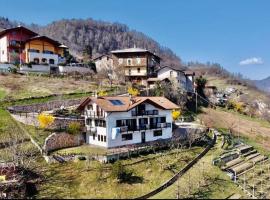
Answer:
xmin=118 ymin=123 xmax=171 ymax=133
xmin=84 ymin=110 xmax=105 ymax=119
xmin=131 ymin=109 xmax=159 ymax=116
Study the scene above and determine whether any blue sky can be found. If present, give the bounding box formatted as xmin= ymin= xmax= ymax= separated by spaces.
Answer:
xmin=1 ymin=0 xmax=270 ymax=80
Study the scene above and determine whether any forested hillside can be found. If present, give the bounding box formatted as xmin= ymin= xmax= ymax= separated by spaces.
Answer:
xmin=0 ymin=17 xmax=182 ymax=67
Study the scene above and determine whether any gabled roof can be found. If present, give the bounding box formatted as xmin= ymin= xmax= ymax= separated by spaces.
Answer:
xmin=77 ymin=96 xmax=179 ymax=112
xmin=0 ymin=26 xmax=38 ymax=38
xmin=24 ymin=35 xmax=62 ymax=46
xmin=111 ymin=48 xmax=161 ymax=59
xmin=92 ymin=54 xmax=112 ymax=61
xmin=157 ymin=65 xmax=186 ymax=73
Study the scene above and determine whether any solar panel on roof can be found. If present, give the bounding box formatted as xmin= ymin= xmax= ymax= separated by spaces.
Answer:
xmin=109 ymin=100 xmax=124 ymax=105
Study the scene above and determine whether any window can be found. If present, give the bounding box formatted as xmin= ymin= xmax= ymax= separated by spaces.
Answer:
xmin=109 ymin=100 xmax=124 ymax=105
xmin=128 ymin=69 xmax=131 ymax=75
xmin=95 ymin=120 xmax=106 ymax=127
xmin=137 ymin=68 xmax=141 ymax=73
xmin=41 ymin=58 xmax=47 ymax=63
xmin=93 ymin=133 xmax=96 ymax=140
xmin=49 ymin=59 xmax=55 ymax=64
xmin=127 ymin=59 xmax=132 ymax=66
xmin=28 ymin=49 xmax=40 ymax=53
xmin=2 ymin=50 xmax=4 ymax=55
xmin=153 ymin=130 xmax=162 ymax=137
xmin=104 ymin=136 xmax=107 ymax=142
xmin=119 ymin=58 xmax=123 ymax=64
xmin=43 ymin=50 xmax=54 ymax=54
xmin=86 ymin=118 xmax=92 ymax=126
xmin=116 ymin=119 xmax=126 ymax=127
xmin=101 ymin=135 xmax=104 ymax=142
xmin=122 ymin=133 xmax=133 ymax=141
xmin=137 ymin=57 xmax=141 ymax=64
xmin=98 ymin=135 xmax=101 ymax=141
xmin=87 ymin=105 xmax=93 ymax=110
xmin=33 ymin=58 xmax=39 ymax=64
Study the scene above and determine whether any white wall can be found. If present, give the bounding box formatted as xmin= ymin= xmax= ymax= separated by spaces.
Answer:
xmin=158 ymin=67 xmax=187 ymax=90
xmin=20 ymin=64 xmax=50 ymax=73
xmin=28 ymin=52 xmax=59 ymax=65
xmin=59 ymin=65 xmax=93 ymax=75
xmin=84 ymin=101 xmax=173 ymax=148
xmin=0 ymin=36 xmax=8 ymax=63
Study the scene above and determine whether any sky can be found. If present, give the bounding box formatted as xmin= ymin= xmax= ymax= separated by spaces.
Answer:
xmin=1 ymin=0 xmax=270 ymax=80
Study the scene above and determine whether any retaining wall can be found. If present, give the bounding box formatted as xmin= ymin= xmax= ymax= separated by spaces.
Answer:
xmin=11 ymin=113 xmax=84 ymax=130
xmin=43 ymin=132 xmax=84 ymax=153
xmin=8 ymin=99 xmax=81 ymax=113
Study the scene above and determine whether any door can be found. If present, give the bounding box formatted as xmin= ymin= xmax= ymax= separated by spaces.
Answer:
xmin=141 ymin=132 xmax=146 ymax=143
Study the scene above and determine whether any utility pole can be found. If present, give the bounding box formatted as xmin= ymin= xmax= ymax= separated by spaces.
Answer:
xmin=176 ymin=178 xmax=180 ymax=199
xmin=238 ymin=117 xmax=240 ymax=143
xmin=196 ymin=91 xmax=198 ymax=113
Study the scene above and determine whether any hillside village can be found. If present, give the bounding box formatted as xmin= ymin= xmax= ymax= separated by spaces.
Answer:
xmin=1 ymin=25 xmax=270 ymax=199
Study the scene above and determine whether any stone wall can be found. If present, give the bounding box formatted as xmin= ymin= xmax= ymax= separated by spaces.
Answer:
xmin=8 ymin=99 xmax=81 ymax=113
xmin=43 ymin=132 xmax=84 ymax=153
xmin=11 ymin=113 xmax=84 ymax=130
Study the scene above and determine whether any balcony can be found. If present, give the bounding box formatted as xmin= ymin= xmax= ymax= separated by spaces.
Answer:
xmin=131 ymin=110 xmax=159 ymax=116
xmin=86 ymin=126 xmax=97 ymax=134
xmin=28 ymin=52 xmax=59 ymax=65
xmin=118 ymin=123 xmax=171 ymax=133
xmin=85 ymin=110 xmax=105 ymax=119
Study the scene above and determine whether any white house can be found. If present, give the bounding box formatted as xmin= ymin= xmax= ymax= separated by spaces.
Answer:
xmin=77 ymin=96 xmax=179 ymax=148
xmin=157 ymin=66 xmax=195 ymax=92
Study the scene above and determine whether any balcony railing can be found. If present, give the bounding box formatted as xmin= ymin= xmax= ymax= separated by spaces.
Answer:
xmin=85 ymin=110 xmax=105 ymax=119
xmin=118 ymin=123 xmax=171 ymax=133
xmin=131 ymin=110 xmax=159 ymax=116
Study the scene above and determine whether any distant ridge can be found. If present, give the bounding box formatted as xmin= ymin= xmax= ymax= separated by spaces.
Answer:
xmin=0 ymin=17 xmax=182 ymax=67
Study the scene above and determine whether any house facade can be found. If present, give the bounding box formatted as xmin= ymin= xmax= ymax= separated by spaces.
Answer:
xmin=93 ymin=54 xmax=113 ymax=73
xmin=0 ymin=26 xmax=68 ymax=65
xmin=111 ymin=48 xmax=161 ymax=85
xmin=157 ymin=66 xmax=195 ymax=92
xmin=77 ymin=96 xmax=179 ymax=148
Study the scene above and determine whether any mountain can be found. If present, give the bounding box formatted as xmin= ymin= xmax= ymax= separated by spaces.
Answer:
xmin=0 ymin=17 xmax=182 ymax=67
xmin=254 ymin=76 xmax=270 ymax=93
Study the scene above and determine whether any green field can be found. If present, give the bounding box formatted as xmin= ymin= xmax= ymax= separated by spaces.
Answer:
xmin=0 ymin=109 xmax=29 ymax=143
xmin=152 ymin=137 xmax=247 ymax=199
xmin=36 ymin=147 xmax=203 ymax=199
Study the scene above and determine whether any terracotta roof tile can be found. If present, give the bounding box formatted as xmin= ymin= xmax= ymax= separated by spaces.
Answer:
xmin=77 ymin=96 xmax=180 ymax=112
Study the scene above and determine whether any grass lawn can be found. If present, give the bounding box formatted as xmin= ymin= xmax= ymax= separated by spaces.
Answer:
xmin=36 ymin=147 xmax=203 ymax=199
xmin=0 ymin=109 xmax=29 ymax=143
xmin=0 ymin=141 xmax=38 ymax=162
xmin=23 ymin=124 xmax=51 ymax=146
xmin=0 ymin=74 xmax=98 ymax=100
xmin=198 ymin=107 xmax=270 ymax=151
xmin=55 ymin=144 xmax=108 ymax=156
xmin=151 ymin=136 xmax=247 ymax=199
xmin=0 ymin=74 xmax=125 ymax=104
xmin=0 ymin=88 xmax=6 ymax=100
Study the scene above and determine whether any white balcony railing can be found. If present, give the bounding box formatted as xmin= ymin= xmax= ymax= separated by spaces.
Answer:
xmin=28 ymin=52 xmax=59 ymax=65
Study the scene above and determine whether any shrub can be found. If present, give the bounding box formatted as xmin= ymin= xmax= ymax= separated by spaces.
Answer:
xmin=111 ymin=161 xmax=133 ymax=183
xmin=8 ymin=67 xmax=17 ymax=74
xmin=227 ymin=100 xmax=244 ymax=113
xmin=172 ymin=109 xmax=181 ymax=121
xmin=37 ymin=113 xmax=55 ymax=129
xmin=67 ymin=122 xmax=81 ymax=135
xmin=97 ymin=90 xmax=108 ymax=97
xmin=128 ymin=87 xmax=140 ymax=96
